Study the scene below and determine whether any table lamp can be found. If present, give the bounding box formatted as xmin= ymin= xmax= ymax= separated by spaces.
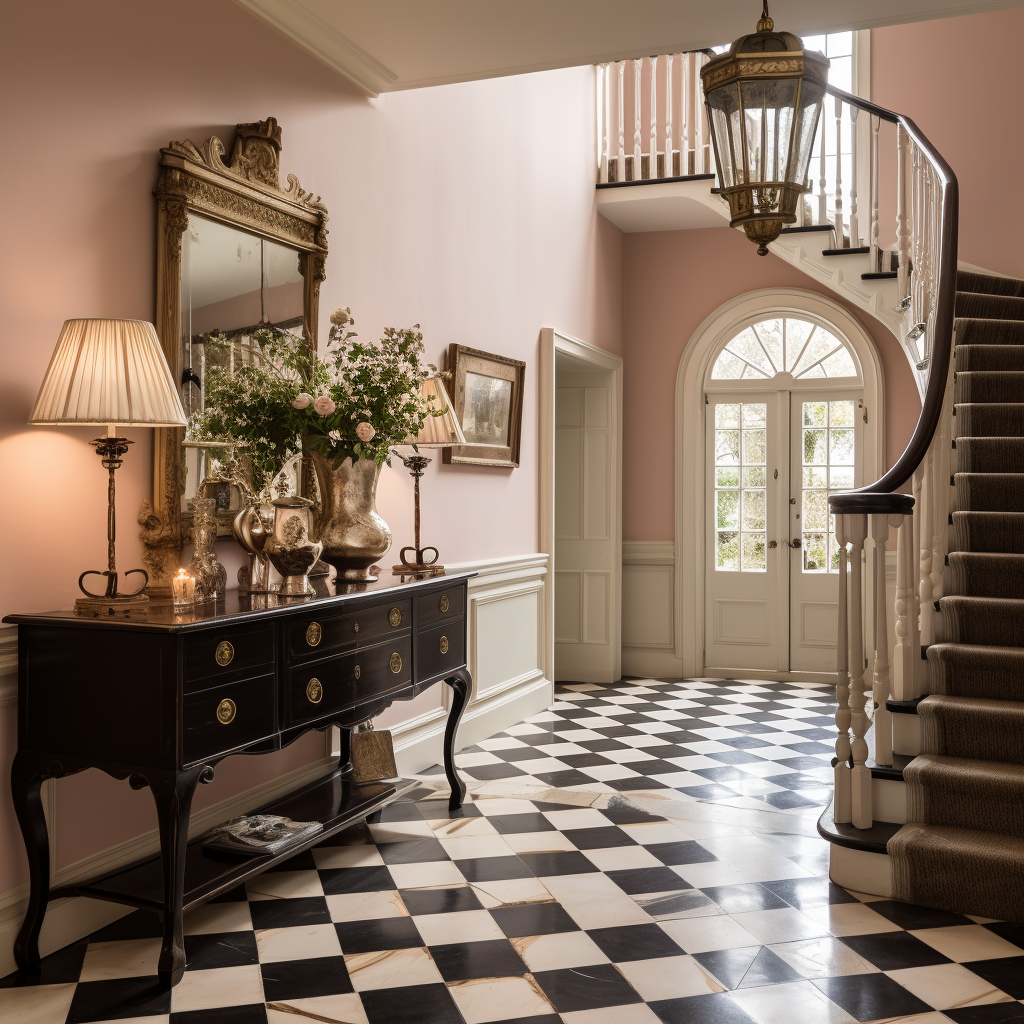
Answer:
xmin=29 ymin=319 xmax=188 ymax=615
xmin=392 ymin=375 xmax=466 ymax=575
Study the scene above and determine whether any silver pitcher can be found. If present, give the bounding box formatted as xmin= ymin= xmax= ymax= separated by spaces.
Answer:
xmin=264 ymin=496 xmax=323 ymax=596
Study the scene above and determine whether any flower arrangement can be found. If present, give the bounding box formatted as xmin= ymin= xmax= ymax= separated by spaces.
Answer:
xmin=186 ymin=308 xmax=439 ymax=493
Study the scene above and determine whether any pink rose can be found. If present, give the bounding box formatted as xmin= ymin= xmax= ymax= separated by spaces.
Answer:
xmin=356 ymin=421 xmax=376 ymax=442
xmin=313 ymin=395 xmax=336 ymax=415
xmin=292 ymin=393 xmax=312 ymax=410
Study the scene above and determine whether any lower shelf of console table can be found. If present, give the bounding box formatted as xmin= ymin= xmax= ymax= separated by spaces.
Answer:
xmin=52 ymin=769 xmax=421 ymax=912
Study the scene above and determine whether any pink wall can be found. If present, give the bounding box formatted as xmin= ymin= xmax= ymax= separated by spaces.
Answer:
xmin=872 ymin=7 xmax=1024 ymax=280
xmin=621 ymin=227 xmax=920 ymax=542
xmin=0 ymin=0 xmax=621 ymax=892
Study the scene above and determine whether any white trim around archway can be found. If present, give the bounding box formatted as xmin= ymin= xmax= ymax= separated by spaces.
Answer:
xmin=674 ymin=288 xmax=885 ymax=679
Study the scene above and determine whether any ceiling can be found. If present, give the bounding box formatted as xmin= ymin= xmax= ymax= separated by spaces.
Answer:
xmin=232 ymin=0 xmax=1021 ymax=95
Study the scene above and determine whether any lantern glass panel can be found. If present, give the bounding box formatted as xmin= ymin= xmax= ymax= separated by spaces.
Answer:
xmin=739 ymin=78 xmax=797 ymax=185
xmin=790 ymin=80 xmax=826 ymax=185
xmin=707 ymin=88 xmax=740 ymax=187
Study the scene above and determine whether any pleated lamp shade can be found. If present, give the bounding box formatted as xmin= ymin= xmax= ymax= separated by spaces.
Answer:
xmin=405 ymin=376 xmax=466 ymax=448
xmin=29 ymin=319 xmax=187 ymax=430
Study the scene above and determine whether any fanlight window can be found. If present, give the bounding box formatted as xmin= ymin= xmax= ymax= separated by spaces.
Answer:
xmin=711 ymin=317 xmax=857 ymax=381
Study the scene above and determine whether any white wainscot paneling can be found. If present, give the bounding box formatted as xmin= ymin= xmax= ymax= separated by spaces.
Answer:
xmin=621 ymin=542 xmax=683 ymax=678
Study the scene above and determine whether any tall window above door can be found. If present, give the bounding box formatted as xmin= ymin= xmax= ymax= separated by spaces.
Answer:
xmin=710 ymin=317 xmax=858 ymax=382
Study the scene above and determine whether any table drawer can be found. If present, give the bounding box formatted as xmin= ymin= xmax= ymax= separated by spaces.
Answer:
xmin=415 ymin=586 xmax=465 ymax=629
xmin=285 ymin=600 xmax=412 ymax=661
xmin=287 ymin=636 xmax=413 ymax=728
xmin=184 ymin=626 xmax=275 ymax=692
xmin=415 ymin=622 xmax=465 ymax=683
xmin=183 ymin=675 xmax=276 ymax=765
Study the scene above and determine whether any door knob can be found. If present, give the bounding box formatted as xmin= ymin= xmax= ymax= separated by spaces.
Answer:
xmin=767 ymin=540 xmax=778 ymax=549
xmin=789 ymin=538 xmax=802 ymax=549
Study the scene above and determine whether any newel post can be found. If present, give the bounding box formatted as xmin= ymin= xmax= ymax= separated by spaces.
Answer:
xmin=846 ymin=514 xmax=873 ymax=828
xmin=834 ymin=514 xmax=853 ymax=824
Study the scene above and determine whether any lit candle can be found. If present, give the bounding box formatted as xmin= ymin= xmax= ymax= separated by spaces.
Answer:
xmin=172 ymin=568 xmax=195 ymax=606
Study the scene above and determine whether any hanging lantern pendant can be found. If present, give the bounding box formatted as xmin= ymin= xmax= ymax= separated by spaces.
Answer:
xmin=701 ymin=1 xmax=830 ymax=254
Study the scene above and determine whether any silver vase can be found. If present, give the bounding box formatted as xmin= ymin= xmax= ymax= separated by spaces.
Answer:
xmin=264 ymin=496 xmax=324 ymax=597
xmin=308 ymin=452 xmax=392 ymax=580
xmin=232 ymin=495 xmax=273 ymax=593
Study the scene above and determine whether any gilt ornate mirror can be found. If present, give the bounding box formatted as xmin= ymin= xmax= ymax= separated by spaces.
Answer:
xmin=140 ymin=118 xmax=329 ymax=595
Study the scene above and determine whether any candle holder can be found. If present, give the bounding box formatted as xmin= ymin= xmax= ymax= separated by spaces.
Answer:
xmin=172 ymin=569 xmax=196 ymax=608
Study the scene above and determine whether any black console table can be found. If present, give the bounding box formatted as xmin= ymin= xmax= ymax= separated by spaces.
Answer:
xmin=4 ymin=571 xmax=473 ymax=986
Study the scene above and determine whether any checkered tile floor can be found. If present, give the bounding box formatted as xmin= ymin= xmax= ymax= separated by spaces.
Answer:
xmin=4 ymin=678 xmax=1024 ymax=1024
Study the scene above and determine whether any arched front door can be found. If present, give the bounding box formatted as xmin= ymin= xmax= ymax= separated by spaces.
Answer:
xmin=704 ymin=314 xmax=864 ymax=675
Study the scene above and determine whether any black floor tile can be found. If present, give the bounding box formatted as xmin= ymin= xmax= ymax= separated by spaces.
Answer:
xmin=490 ymin=902 xmax=580 ymax=938
xmin=706 ymin=751 xmax=772 ymax=766
xmin=719 ymin=736 xmax=774 ymax=750
xmin=985 ymin=922 xmax=1024 ymax=950
xmin=839 ymin=930 xmax=953 ymax=970
xmin=774 ymin=755 xmax=833 ymax=771
xmin=692 ymin=946 xmax=761 ymax=989
xmin=677 ymin=783 xmax=743 ymax=800
xmin=487 ymin=812 xmax=557 ymax=834
xmin=649 ymin=991 xmax=758 ymax=1024
xmin=399 ymin=885 xmax=483 ymax=916
xmin=531 ymin=769 xmax=605 ymax=788
xmin=429 ymin=937 xmax=528 ymax=981
xmin=377 ymin=838 xmax=451 ymax=863
xmin=692 ymin=766 xmax=750 ymax=782
xmin=587 ymin=923 xmax=685 ymax=961
xmin=415 ymin=797 xmax=481 ymax=820
xmin=248 ymin=896 xmax=332 ymax=929
xmin=812 ymin=973 xmax=933 ymax=1021
xmin=334 ymin=916 xmax=423 ymax=954
xmin=86 ymin=910 xmax=163 ymax=943
xmin=607 ymin=776 xmax=669 ymax=791
xmin=260 ymin=956 xmax=353 ymax=1001
xmin=577 ymin=738 xmax=631 ymax=752
xmin=517 ymin=851 xmax=600 ymax=876
xmin=171 ymin=1005 xmax=268 ymax=1024
xmin=266 ymin=849 xmax=318 ymax=871
xmin=762 ymin=876 xmax=858 ymax=908
xmin=0 ymin=940 xmax=87 ymax=987
xmin=645 ymin=841 xmax=717 ymax=866
xmin=961 ymin=957 xmax=1024 ymax=999
xmin=454 ymin=855 xmax=534 ymax=881
xmin=364 ymin=982 xmax=465 ymax=1024
xmin=500 ymin=746 xmax=556 ymax=762
xmin=463 ymin=762 xmax=529 ymax=781
xmin=734 ymin=947 xmax=803 ymax=988
xmin=606 ymin=866 xmax=691 ymax=896
xmin=944 ymin=1003 xmax=1024 ymax=1023
xmin=184 ymin=931 xmax=259 ymax=971
xmin=759 ymin=790 xmax=821 ymax=810
xmin=866 ymin=899 xmax=974 ymax=930
xmin=702 ymin=883 xmax=790 ymax=914
xmin=66 ymin=977 xmax=171 ymax=1023
xmin=371 ymin=800 xmax=428 ymax=822
xmin=532 ymin=962 xmax=644 ymax=1012
xmin=561 ymin=825 xmax=636 ymax=849
xmin=601 ymin=803 xmax=665 ymax=825
xmin=558 ymin=752 xmax=617 ymax=768
xmin=318 ymin=865 xmax=396 ymax=895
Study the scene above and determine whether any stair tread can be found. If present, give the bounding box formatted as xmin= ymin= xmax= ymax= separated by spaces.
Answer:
xmin=817 ymin=803 xmax=902 ymax=854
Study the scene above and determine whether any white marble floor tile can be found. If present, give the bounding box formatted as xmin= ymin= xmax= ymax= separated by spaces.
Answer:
xmin=368 ymin=819 xmax=435 ymax=843
xmin=437 ymin=834 xmax=516 ymax=860
xmin=617 ymin=955 xmax=725 ymax=1001
xmin=182 ymin=900 xmax=252 ymax=935
xmin=579 ymin=764 xmax=642 ymax=782
xmin=245 ymin=870 xmax=324 ymax=901
xmin=504 ymin=831 xmax=580 ymax=854
xmin=78 ymin=938 xmax=162 ymax=982
xmin=474 ymin=798 xmax=548 ymax=816
xmin=0 ymin=983 xmax=77 ymax=1024
xmin=659 ymin=914 xmax=762 ymax=953
xmin=477 ymin=736 xmax=529 ymax=752
xmin=728 ymin=979 xmax=856 ymax=1024
xmin=559 ymin=1003 xmax=664 ymax=1024
xmin=448 ymin=975 xmax=555 ymax=1024
xmin=541 ymin=809 xmax=611 ymax=830
xmin=170 ymin=964 xmax=265 ymax=1013
xmin=386 ymin=861 xmax=466 ymax=889
xmin=428 ymin=816 xmax=499 ymax=839
xmin=512 ymin=931 xmax=611 ymax=971
xmin=910 ymin=924 xmax=1024 ymax=962
xmin=255 ymin=923 xmax=342 ymax=964
xmin=617 ymin=821 xmax=696 ymax=844
xmin=327 ymin=889 xmax=409 ymax=923
xmin=455 ymin=751 xmax=506 ymax=767
xmin=769 ymin=936 xmax=880 ymax=978
xmin=344 ymin=947 xmax=443 ymax=992
xmin=540 ymin=873 xmax=651 ymax=929
xmin=798 ymin=902 xmax=903 ymax=937
xmin=631 ymin=889 xmax=724 ymax=921
xmin=312 ymin=844 xmax=385 ymax=870
xmin=413 ymin=909 xmax=506 ymax=945
xmin=266 ymin=993 xmax=369 ymax=1024
xmin=469 ymin=877 xmax=554 ymax=910
xmin=583 ymin=846 xmax=664 ymax=872
xmin=886 ymin=963 xmax=1014 ymax=1009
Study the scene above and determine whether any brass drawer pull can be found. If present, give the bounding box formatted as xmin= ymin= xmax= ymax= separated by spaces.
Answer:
xmin=216 ymin=698 xmax=236 ymax=724
xmin=353 ymin=622 xmax=360 ymax=633
xmin=306 ymin=622 xmax=322 ymax=647
xmin=389 ymin=652 xmax=402 ymax=674
xmin=354 ymin=664 xmax=361 ymax=680
xmin=439 ymin=635 xmax=449 ymax=655
xmin=306 ymin=678 xmax=323 ymax=704
xmin=215 ymin=641 xmax=234 ymax=667
xmin=389 ymin=607 xmax=402 ymax=627
xmin=439 ymin=595 xmax=450 ymax=614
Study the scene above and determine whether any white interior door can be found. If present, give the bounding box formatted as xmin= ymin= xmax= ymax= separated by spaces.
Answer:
xmin=705 ymin=393 xmax=788 ymax=673
xmin=554 ymin=370 xmax=620 ymax=683
xmin=789 ymin=394 xmax=863 ymax=672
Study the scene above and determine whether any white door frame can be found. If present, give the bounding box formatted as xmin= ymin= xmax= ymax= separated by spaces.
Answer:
xmin=540 ymin=328 xmax=623 ymax=684
xmin=675 ymin=288 xmax=885 ymax=680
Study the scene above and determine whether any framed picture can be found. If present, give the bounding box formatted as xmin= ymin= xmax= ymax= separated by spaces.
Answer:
xmin=444 ymin=344 xmax=526 ymax=468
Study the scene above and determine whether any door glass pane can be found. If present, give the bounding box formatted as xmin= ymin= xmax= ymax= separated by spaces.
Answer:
xmin=715 ymin=401 xmax=767 ymax=572
xmin=801 ymin=399 xmax=856 ymax=572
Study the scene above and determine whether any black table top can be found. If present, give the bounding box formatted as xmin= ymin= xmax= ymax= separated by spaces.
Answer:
xmin=3 ymin=571 xmax=474 ymax=634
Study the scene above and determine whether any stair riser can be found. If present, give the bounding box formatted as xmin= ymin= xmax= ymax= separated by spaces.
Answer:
xmin=955 ymin=374 xmax=1024 ymax=403
xmin=948 ymin=554 xmax=1024 ymax=598
xmin=955 ymin=438 xmax=1024 ymax=473
xmin=941 ymin=602 xmax=1024 ymax=647
xmin=956 ymin=293 xmax=1024 ymax=320
xmin=928 ymin=645 xmax=1024 ymax=701
xmin=908 ymin=780 xmax=1024 ymax=837
xmin=954 ymin=475 xmax=1024 ymax=514
xmin=955 ymin=346 xmax=1024 ymax=371
xmin=955 ymin=319 xmax=1024 ymax=346
xmin=956 ymin=272 xmax=1024 ymax=298
xmin=955 ymin=404 xmax=1024 ymax=437
xmin=952 ymin=514 xmax=1024 ymax=553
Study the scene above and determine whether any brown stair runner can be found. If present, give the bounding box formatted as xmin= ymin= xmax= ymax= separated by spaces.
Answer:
xmin=889 ymin=268 xmax=1024 ymax=920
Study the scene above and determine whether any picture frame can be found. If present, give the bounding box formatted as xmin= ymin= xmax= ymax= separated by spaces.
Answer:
xmin=444 ymin=344 xmax=526 ymax=468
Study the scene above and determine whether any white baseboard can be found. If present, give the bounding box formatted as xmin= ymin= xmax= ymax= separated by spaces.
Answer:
xmin=621 ymin=650 xmax=685 ymax=679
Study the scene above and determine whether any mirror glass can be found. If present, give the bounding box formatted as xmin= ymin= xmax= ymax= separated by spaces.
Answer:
xmin=180 ymin=213 xmax=305 ymax=514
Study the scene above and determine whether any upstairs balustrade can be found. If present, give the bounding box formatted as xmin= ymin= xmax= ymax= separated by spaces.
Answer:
xmin=594 ymin=53 xmax=958 ymax=832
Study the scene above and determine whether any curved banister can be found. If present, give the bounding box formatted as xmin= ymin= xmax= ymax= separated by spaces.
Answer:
xmin=826 ymin=85 xmax=959 ymax=515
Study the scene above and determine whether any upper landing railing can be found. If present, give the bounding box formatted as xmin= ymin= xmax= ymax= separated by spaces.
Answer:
xmin=595 ymin=53 xmax=959 ymax=832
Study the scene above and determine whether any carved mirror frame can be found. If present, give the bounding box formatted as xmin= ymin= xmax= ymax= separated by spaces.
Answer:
xmin=140 ymin=118 xmax=329 ymax=596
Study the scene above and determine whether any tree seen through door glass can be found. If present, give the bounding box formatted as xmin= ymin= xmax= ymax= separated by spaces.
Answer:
xmin=711 ymin=317 xmax=857 ymax=380
xmin=802 ymin=399 xmax=856 ymax=572
xmin=715 ymin=402 xmax=767 ymax=572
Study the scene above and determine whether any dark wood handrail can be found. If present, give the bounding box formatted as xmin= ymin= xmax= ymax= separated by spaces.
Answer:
xmin=825 ymin=85 xmax=959 ymax=516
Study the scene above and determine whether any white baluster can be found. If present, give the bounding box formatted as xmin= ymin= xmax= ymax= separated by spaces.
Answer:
xmin=918 ymin=446 xmax=934 ymax=648
xmin=893 ymin=511 xmax=916 ymax=701
xmin=871 ymin=514 xmax=894 ymax=767
xmin=870 ymin=115 xmax=881 ymax=272
xmin=649 ymin=55 xmax=658 ymax=179
xmin=896 ymin=124 xmax=910 ymax=299
xmin=834 ymin=96 xmax=844 ymax=245
xmin=680 ymin=52 xmax=690 ymax=175
xmin=633 ymin=57 xmax=643 ymax=180
xmin=700 ymin=56 xmax=713 ymax=175
xmin=818 ymin=117 xmax=828 ymax=224
xmin=849 ymin=106 xmax=860 ymax=247
xmin=834 ymin=514 xmax=853 ymax=824
xmin=665 ymin=54 xmax=675 ymax=176
xmin=912 ymin=465 xmax=927 ymax=694
xmin=597 ymin=64 xmax=607 ymax=184
xmin=694 ymin=54 xmax=704 ymax=173
xmin=847 ymin=515 xmax=872 ymax=828
xmin=617 ymin=62 xmax=626 ymax=182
